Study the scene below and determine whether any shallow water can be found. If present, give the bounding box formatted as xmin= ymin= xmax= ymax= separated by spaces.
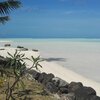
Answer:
xmin=0 ymin=38 xmax=100 ymax=83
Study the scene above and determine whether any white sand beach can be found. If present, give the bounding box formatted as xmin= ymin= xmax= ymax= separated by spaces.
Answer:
xmin=0 ymin=40 xmax=12 ymax=43
xmin=0 ymin=46 xmax=100 ymax=96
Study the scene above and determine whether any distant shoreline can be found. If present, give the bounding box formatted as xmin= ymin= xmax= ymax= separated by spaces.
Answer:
xmin=1 ymin=38 xmax=100 ymax=42
xmin=1 ymin=37 xmax=100 ymax=39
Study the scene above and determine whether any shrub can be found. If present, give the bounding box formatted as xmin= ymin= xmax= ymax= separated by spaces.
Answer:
xmin=0 ymin=50 xmax=43 ymax=100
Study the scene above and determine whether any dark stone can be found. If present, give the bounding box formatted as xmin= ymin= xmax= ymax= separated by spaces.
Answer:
xmin=83 ymin=87 xmax=96 ymax=95
xmin=4 ymin=44 xmax=11 ymax=47
xmin=32 ymin=72 xmax=40 ymax=80
xmin=28 ymin=70 xmax=54 ymax=85
xmin=21 ymin=48 xmax=28 ymax=51
xmin=0 ymin=48 xmax=5 ymax=50
xmin=37 ymin=72 xmax=47 ymax=83
xmin=59 ymin=87 xmax=68 ymax=94
xmin=45 ymin=82 xmax=58 ymax=93
xmin=32 ymin=49 xmax=38 ymax=52
xmin=73 ymin=87 xmax=97 ymax=100
xmin=17 ymin=46 xmax=24 ymax=48
xmin=60 ymin=91 xmax=100 ymax=100
xmin=68 ymin=82 xmax=83 ymax=92
xmin=88 ymin=95 xmax=100 ymax=100
xmin=68 ymin=82 xmax=98 ymax=100
xmin=17 ymin=46 xmax=28 ymax=51
xmin=28 ymin=70 xmax=40 ymax=80
xmin=42 ymin=73 xmax=54 ymax=85
xmin=52 ymin=77 xmax=69 ymax=88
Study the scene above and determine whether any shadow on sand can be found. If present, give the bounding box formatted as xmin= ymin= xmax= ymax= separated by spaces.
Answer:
xmin=43 ymin=57 xmax=67 ymax=62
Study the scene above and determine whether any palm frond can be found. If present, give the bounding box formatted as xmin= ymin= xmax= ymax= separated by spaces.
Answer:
xmin=0 ymin=0 xmax=21 ymax=15
xmin=0 ymin=16 xmax=9 ymax=24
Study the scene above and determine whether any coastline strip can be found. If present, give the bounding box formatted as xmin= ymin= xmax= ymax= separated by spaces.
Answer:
xmin=0 ymin=47 xmax=100 ymax=96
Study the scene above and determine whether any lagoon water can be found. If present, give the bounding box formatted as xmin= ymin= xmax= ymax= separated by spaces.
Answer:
xmin=0 ymin=38 xmax=100 ymax=83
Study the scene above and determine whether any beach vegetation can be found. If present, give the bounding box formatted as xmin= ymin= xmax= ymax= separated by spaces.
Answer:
xmin=0 ymin=50 xmax=47 ymax=100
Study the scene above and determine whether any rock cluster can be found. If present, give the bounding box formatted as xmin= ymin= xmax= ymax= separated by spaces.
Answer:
xmin=4 ymin=44 xmax=11 ymax=47
xmin=32 ymin=49 xmax=38 ymax=52
xmin=28 ymin=70 xmax=100 ymax=100
xmin=17 ymin=46 xmax=28 ymax=51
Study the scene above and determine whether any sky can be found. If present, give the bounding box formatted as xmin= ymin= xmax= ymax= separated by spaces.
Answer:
xmin=0 ymin=0 xmax=100 ymax=38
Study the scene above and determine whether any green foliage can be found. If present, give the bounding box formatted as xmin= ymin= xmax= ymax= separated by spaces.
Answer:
xmin=0 ymin=0 xmax=21 ymax=15
xmin=0 ymin=0 xmax=21 ymax=24
xmin=7 ymin=50 xmax=27 ymax=77
xmin=0 ymin=50 xmax=43 ymax=100
xmin=0 ymin=16 xmax=9 ymax=24
xmin=27 ymin=56 xmax=43 ymax=71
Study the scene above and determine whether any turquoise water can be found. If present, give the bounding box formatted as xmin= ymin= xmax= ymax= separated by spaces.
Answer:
xmin=0 ymin=38 xmax=100 ymax=83
xmin=1 ymin=38 xmax=100 ymax=42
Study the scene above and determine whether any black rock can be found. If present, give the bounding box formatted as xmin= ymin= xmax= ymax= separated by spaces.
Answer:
xmin=28 ymin=70 xmax=40 ymax=80
xmin=21 ymin=48 xmax=28 ymax=51
xmin=60 ymin=91 xmax=100 ymax=100
xmin=17 ymin=46 xmax=24 ymax=48
xmin=32 ymin=49 xmax=38 ymax=52
xmin=59 ymin=87 xmax=68 ymax=94
xmin=46 ymin=82 xmax=58 ymax=93
xmin=4 ymin=44 xmax=11 ymax=47
xmin=88 ymin=95 xmax=100 ymax=100
xmin=72 ymin=86 xmax=97 ymax=100
xmin=42 ymin=73 xmax=54 ymax=85
xmin=37 ymin=72 xmax=47 ymax=83
xmin=52 ymin=77 xmax=69 ymax=88
xmin=0 ymin=48 xmax=5 ymax=50
xmin=33 ymin=72 xmax=40 ymax=80
xmin=68 ymin=82 xmax=83 ymax=92
xmin=67 ymin=82 xmax=98 ymax=100
xmin=83 ymin=86 xmax=96 ymax=95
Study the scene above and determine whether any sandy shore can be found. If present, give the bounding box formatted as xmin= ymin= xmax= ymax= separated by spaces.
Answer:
xmin=0 ymin=47 xmax=100 ymax=96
